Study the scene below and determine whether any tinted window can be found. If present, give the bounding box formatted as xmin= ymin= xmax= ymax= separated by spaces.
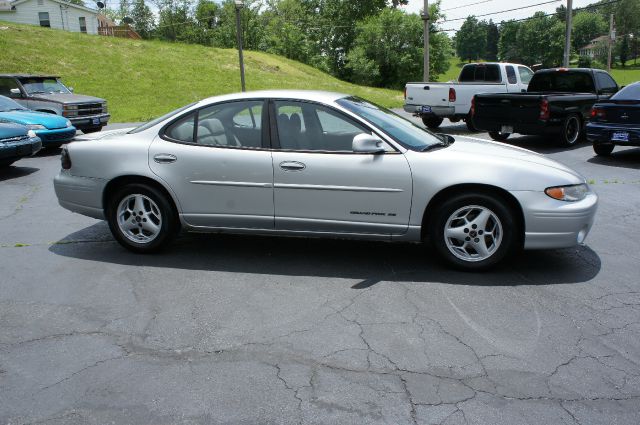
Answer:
xmin=458 ymin=65 xmax=475 ymax=82
xmin=336 ymin=97 xmax=443 ymax=151
xmin=595 ymin=72 xmax=618 ymax=94
xmin=518 ymin=66 xmax=534 ymax=84
xmin=274 ymin=101 xmax=369 ymax=151
xmin=506 ymin=66 xmax=517 ymax=84
xmin=165 ymin=112 xmax=195 ymax=143
xmin=611 ymin=83 xmax=640 ymax=100
xmin=0 ymin=78 xmax=20 ymax=97
xmin=528 ymin=71 xmax=595 ymax=93
xmin=458 ymin=64 xmax=500 ymax=82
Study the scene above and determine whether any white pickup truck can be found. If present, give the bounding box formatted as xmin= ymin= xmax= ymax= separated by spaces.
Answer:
xmin=403 ymin=62 xmax=534 ymax=130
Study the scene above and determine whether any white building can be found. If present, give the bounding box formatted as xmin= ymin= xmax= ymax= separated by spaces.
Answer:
xmin=0 ymin=0 xmax=99 ymax=35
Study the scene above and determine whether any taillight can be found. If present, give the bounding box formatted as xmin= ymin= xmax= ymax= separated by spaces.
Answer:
xmin=61 ymin=147 xmax=71 ymax=169
xmin=471 ymin=96 xmax=475 ymax=116
xmin=449 ymin=87 xmax=456 ymax=103
xmin=539 ymin=99 xmax=550 ymax=120
xmin=590 ymin=107 xmax=605 ymax=119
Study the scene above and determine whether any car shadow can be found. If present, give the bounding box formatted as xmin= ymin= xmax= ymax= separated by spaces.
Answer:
xmin=49 ymin=222 xmax=601 ymax=288
xmin=35 ymin=146 xmax=63 ymax=157
xmin=0 ymin=165 xmax=39 ymax=181
xmin=587 ymin=147 xmax=640 ymax=170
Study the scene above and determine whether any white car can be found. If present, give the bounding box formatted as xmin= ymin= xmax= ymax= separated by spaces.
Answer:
xmin=54 ymin=90 xmax=597 ymax=270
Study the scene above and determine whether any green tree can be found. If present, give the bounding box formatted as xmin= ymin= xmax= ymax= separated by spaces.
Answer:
xmin=456 ymin=17 xmax=487 ymax=61
xmin=618 ymin=34 xmax=630 ymax=67
xmin=498 ymin=20 xmax=521 ymax=62
xmin=130 ymin=0 xmax=155 ymax=38
xmin=572 ymin=11 xmax=607 ymax=52
xmin=515 ymin=12 xmax=564 ymax=67
xmin=485 ymin=19 xmax=499 ymax=61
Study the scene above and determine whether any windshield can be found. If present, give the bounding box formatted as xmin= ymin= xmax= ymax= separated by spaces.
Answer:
xmin=128 ymin=102 xmax=198 ymax=134
xmin=0 ymin=95 xmax=28 ymax=112
xmin=336 ymin=97 xmax=442 ymax=151
xmin=20 ymin=78 xmax=71 ymax=95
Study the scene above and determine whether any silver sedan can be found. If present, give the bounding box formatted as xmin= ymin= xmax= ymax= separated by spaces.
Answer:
xmin=54 ymin=90 xmax=597 ymax=270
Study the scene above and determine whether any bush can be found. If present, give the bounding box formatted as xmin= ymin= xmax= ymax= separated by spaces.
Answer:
xmin=578 ymin=55 xmax=592 ymax=67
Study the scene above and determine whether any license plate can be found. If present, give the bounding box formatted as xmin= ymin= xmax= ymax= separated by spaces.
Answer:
xmin=92 ymin=118 xmax=100 ymax=125
xmin=421 ymin=106 xmax=432 ymax=113
xmin=501 ymin=125 xmax=514 ymax=133
xmin=611 ymin=131 xmax=629 ymax=142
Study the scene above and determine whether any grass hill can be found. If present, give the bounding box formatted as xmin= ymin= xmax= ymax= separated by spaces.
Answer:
xmin=0 ymin=22 xmax=403 ymax=122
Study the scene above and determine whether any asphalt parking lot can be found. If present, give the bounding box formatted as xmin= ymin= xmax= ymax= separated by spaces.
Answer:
xmin=1 ymin=117 xmax=639 ymax=425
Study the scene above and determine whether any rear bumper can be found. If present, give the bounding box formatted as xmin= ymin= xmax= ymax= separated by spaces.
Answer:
xmin=510 ymin=190 xmax=598 ymax=249
xmin=35 ymin=127 xmax=77 ymax=145
xmin=586 ymin=123 xmax=640 ymax=146
xmin=474 ymin=119 xmax=563 ymax=135
xmin=0 ymin=136 xmax=42 ymax=162
xmin=403 ymin=104 xmax=455 ymax=117
xmin=54 ymin=171 xmax=106 ymax=219
xmin=68 ymin=113 xmax=110 ymax=129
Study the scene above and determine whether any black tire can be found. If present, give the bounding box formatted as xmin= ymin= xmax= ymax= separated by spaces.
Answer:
xmin=593 ymin=143 xmax=614 ymax=156
xmin=106 ymin=183 xmax=178 ymax=253
xmin=45 ymin=143 xmax=63 ymax=149
xmin=465 ymin=114 xmax=478 ymax=132
xmin=421 ymin=115 xmax=444 ymax=129
xmin=560 ymin=114 xmax=582 ymax=146
xmin=0 ymin=160 xmax=16 ymax=167
xmin=428 ymin=193 xmax=521 ymax=271
xmin=488 ymin=131 xmax=511 ymax=141
xmin=82 ymin=126 xmax=103 ymax=134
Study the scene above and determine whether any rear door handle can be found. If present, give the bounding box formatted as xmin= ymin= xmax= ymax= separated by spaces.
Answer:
xmin=154 ymin=153 xmax=177 ymax=164
xmin=280 ymin=161 xmax=306 ymax=171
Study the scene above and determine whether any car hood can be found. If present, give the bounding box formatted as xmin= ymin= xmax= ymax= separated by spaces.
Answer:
xmin=0 ymin=110 xmax=70 ymax=129
xmin=27 ymin=93 xmax=105 ymax=105
xmin=444 ymin=136 xmax=583 ymax=179
xmin=0 ymin=122 xmax=29 ymax=139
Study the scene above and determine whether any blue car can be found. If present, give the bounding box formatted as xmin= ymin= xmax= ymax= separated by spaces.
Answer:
xmin=587 ymin=82 xmax=640 ymax=156
xmin=0 ymin=95 xmax=76 ymax=147
xmin=0 ymin=121 xmax=42 ymax=167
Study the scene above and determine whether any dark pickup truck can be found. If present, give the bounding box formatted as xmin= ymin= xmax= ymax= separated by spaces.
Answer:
xmin=472 ymin=68 xmax=619 ymax=146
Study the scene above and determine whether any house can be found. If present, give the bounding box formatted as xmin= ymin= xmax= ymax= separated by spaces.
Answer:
xmin=0 ymin=0 xmax=99 ymax=34
xmin=579 ymin=35 xmax=613 ymax=60
xmin=97 ymin=13 xmax=141 ymax=39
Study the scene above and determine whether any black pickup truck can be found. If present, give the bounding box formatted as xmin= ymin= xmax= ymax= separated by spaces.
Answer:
xmin=472 ymin=68 xmax=619 ymax=146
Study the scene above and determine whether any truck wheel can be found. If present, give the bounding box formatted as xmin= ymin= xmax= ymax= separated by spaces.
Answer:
xmin=428 ymin=193 xmax=520 ymax=270
xmin=82 ymin=126 xmax=103 ymax=134
xmin=561 ymin=114 xmax=581 ymax=146
xmin=593 ymin=143 xmax=614 ymax=156
xmin=488 ymin=131 xmax=511 ymax=141
xmin=106 ymin=183 xmax=179 ymax=253
xmin=421 ymin=115 xmax=444 ymax=129
xmin=465 ymin=114 xmax=478 ymax=132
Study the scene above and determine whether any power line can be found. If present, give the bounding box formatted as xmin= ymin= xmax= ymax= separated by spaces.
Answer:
xmin=439 ymin=0 xmax=562 ymax=23
xmin=441 ymin=0 xmax=497 ymax=12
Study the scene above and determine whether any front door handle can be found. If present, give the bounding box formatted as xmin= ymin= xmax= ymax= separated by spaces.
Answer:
xmin=154 ymin=153 xmax=177 ymax=164
xmin=280 ymin=161 xmax=306 ymax=171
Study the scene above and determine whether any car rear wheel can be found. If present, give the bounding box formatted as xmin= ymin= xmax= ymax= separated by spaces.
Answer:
xmin=422 ymin=115 xmax=444 ymax=129
xmin=429 ymin=193 xmax=520 ymax=270
xmin=593 ymin=143 xmax=614 ymax=156
xmin=488 ymin=131 xmax=511 ymax=141
xmin=465 ymin=113 xmax=478 ymax=132
xmin=106 ymin=183 xmax=178 ymax=253
xmin=561 ymin=114 xmax=581 ymax=146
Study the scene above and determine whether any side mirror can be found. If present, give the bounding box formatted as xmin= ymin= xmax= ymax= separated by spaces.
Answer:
xmin=68 ymin=87 xmax=74 ymax=93
xmin=9 ymin=88 xmax=21 ymax=98
xmin=353 ymin=133 xmax=385 ymax=153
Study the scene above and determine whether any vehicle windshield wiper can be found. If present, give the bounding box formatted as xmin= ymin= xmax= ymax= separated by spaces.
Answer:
xmin=29 ymin=91 xmax=46 ymax=94
xmin=421 ymin=142 xmax=447 ymax=152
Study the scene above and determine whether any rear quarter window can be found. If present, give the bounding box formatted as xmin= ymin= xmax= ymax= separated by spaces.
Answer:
xmin=611 ymin=83 xmax=640 ymax=100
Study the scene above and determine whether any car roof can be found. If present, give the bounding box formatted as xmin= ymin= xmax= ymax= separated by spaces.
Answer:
xmin=197 ymin=90 xmax=350 ymax=106
xmin=0 ymin=74 xmax=61 ymax=79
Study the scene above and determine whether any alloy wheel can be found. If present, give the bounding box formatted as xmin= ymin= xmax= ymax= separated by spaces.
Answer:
xmin=444 ymin=205 xmax=503 ymax=262
xmin=117 ymin=194 xmax=163 ymax=244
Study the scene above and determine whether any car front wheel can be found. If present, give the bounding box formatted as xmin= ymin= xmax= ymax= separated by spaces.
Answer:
xmin=488 ymin=131 xmax=511 ymax=141
xmin=593 ymin=143 xmax=614 ymax=156
xmin=429 ymin=193 xmax=520 ymax=270
xmin=422 ymin=115 xmax=444 ymax=129
xmin=106 ymin=183 xmax=178 ymax=253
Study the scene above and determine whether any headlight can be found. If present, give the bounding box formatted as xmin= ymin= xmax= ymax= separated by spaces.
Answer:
xmin=545 ymin=184 xmax=589 ymax=202
xmin=27 ymin=130 xmax=37 ymax=138
xmin=63 ymin=105 xmax=78 ymax=111
xmin=65 ymin=120 xmax=72 ymax=127
xmin=26 ymin=124 xmax=45 ymax=130
xmin=102 ymin=103 xmax=108 ymax=113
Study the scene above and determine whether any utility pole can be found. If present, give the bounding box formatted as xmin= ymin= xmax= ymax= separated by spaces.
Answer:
xmin=607 ymin=13 xmax=615 ymax=71
xmin=234 ymin=0 xmax=246 ymax=92
xmin=423 ymin=0 xmax=429 ymax=81
xmin=563 ymin=0 xmax=573 ymax=67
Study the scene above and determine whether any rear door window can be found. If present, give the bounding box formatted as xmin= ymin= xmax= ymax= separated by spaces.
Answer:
xmin=506 ymin=66 xmax=517 ymax=84
xmin=595 ymin=72 xmax=618 ymax=95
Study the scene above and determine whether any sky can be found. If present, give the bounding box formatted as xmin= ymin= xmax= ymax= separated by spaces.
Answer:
xmin=401 ymin=0 xmax=597 ymax=33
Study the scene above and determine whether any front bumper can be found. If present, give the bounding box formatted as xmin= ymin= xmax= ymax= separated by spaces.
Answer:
xmin=67 ymin=113 xmax=111 ymax=129
xmin=35 ymin=127 xmax=77 ymax=145
xmin=510 ymin=190 xmax=598 ymax=249
xmin=0 ymin=136 xmax=42 ymax=162
xmin=54 ymin=171 xmax=106 ymax=219
xmin=403 ymin=104 xmax=455 ymax=117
